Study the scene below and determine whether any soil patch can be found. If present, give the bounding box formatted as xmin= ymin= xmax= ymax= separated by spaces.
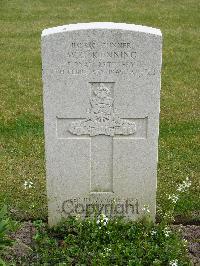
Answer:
xmin=173 ymin=225 xmax=200 ymax=266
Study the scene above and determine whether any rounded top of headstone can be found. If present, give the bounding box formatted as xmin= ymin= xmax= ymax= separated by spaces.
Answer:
xmin=42 ymin=22 xmax=162 ymax=37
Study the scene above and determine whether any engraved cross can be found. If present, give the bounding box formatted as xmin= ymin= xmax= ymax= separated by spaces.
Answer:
xmin=57 ymin=83 xmax=147 ymax=193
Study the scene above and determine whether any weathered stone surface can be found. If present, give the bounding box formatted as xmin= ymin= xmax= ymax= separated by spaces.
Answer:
xmin=41 ymin=22 xmax=162 ymax=225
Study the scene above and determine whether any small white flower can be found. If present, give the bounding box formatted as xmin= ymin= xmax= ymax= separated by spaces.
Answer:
xmin=168 ymin=194 xmax=179 ymax=203
xmin=24 ymin=180 xmax=34 ymax=189
xmin=169 ymin=259 xmax=178 ymax=266
xmin=177 ymin=178 xmax=191 ymax=192
xmin=75 ymin=214 xmax=81 ymax=220
xmin=142 ymin=205 xmax=150 ymax=213
xmin=177 ymin=184 xmax=184 ymax=192
xmin=97 ymin=214 xmax=109 ymax=226
xmin=183 ymin=239 xmax=188 ymax=246
xmin=103 ymin=217 xmax=109 ymax=226
xmin=104 ymin=247 xmax=111 ymax=252
xmin=163 ymin=227 xmax=171 ymax=237
xmin=151 ymin=230 xmax=157 ymax=236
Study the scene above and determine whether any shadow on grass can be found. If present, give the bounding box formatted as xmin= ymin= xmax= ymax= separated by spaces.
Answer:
xmin=160 ymin=120 xmax=199 ymax=138
xmin=0 ymin=114 xmax=44 ymax=137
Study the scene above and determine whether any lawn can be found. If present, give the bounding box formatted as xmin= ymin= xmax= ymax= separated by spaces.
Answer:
xmin=0 ymin=0 xmax=199 ymax=222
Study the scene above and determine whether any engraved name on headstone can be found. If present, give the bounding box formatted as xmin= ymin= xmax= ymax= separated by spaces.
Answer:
xmin=42 ymin=23 xmax=162 ymax=225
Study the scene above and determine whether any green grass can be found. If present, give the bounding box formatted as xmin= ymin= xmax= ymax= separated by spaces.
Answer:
xmin=0 ymin=0 xmax=199 ymax=220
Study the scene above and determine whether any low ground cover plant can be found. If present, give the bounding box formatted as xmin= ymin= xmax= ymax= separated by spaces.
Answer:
xmin=30 ymin=178 xmax=192 ymax=265
xmin=31 ymin=215 xmax=190 ymax=265
xmin=3 ymin=178 xmax=193 ymax=265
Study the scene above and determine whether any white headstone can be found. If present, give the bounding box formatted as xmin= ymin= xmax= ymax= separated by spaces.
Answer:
xmin=42 ymin=22 xmax=162 ymax=225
